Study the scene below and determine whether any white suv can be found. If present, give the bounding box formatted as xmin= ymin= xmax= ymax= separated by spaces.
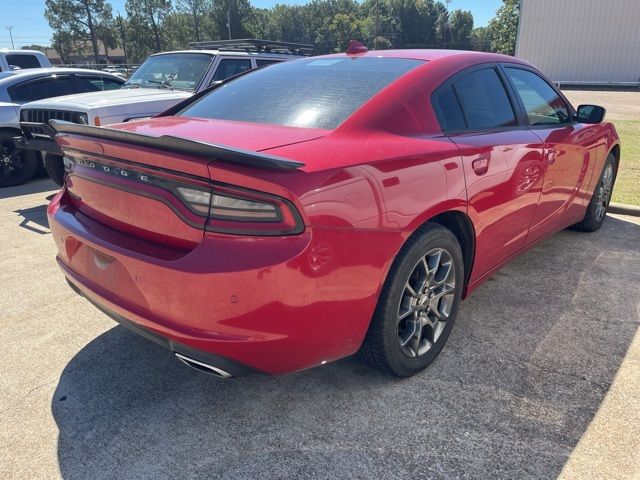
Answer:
xmin=17 ymin=40 xmax=312 ymax=185
xmin=0 ymin=68 xmax=124 ymax=187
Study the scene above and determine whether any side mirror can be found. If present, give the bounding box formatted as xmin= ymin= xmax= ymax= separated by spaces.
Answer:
xmin=575 ymin=104 xmax=606 ymax=124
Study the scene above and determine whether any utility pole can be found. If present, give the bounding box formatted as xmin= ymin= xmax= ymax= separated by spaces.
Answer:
xmin=5 ymin=26 xmax=15 ymax=49
xmin=443 ymin=0 xmax=452 ymax=49
xmin=227 ymin=8 xmax=231 ymax=40
xmin=117 ymin=13 xmax=128 ymax=65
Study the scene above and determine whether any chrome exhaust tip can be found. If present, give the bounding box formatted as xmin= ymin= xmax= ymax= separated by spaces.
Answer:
xmin=174 ymin=352 xmax=233 ymax=378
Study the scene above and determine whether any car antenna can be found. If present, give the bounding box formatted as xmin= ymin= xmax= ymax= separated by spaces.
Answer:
xmin=346 ymin=40 xmax=368 ymax=55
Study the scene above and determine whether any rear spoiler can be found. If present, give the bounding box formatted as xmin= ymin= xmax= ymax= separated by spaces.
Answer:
xmin=48 ymin=120 xmax=305 ymax=171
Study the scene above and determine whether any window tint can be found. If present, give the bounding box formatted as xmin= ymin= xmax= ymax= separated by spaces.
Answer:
xmin=9 ymin=76 xmax=76 ymax=102
xmin=6 ymin=54 xmax=41 ymax=69
xmin=256 ymin=59 xmax=282 ymax=67
xmin=453 ymin=68 xmax=517 ymax=129
xmin=182 ymin=57 xmax=423 ymax=130
xmin=75 ymin=75 xmax=123 ymax=92
xmin=432 ymin=86 xmax=466 ymax=131
xmin=211 ymin=59 xmax=252 ymax=83
xmin=505 ymin=67 xmax=570 ymax=126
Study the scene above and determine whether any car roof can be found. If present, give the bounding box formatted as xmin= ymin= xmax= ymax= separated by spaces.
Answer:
xmin=0 ymin=68 xmax=124 ymax=87
xmin=322 ymin=49 xmax=529 ymax=65
xmin=0 ymin=49 xmax=48 ymax=56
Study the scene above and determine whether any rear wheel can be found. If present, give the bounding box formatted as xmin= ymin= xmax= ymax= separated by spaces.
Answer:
xmin=359 ymin=223 xmax=464 ymax=377
xmin=0 ymin=132 xmax=39 ymax=187
xmin=43 ymin=153 xmax=66 ymax=186
xmin=572 ymin=153 xmax=616 ymax=232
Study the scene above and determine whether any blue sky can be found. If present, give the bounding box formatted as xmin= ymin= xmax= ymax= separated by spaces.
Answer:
xmin=0 ymin=0 xmax=503 ymax=49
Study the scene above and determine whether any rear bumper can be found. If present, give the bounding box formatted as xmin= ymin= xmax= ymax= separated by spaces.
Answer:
xmin=48 ymin=189 xmax=401 ymax=374
xmin=65 ymin=277 xmax=259 ymax=377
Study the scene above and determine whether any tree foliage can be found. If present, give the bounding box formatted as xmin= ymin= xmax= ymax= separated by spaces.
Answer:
xmin=126 ymin=0 xmax=172 ymax=52
xmin=486 ymin=0 xmax=519 ymax=55
xmin=45 ymin=0 xmax=523 ymax=64
xmin=45 ymin=0 xmax=113 ymax=63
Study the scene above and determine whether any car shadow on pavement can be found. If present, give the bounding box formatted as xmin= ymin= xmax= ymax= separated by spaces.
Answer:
xmin=0 ymin=177 xmax=59 ymax=200
xmin=51 ymin=216 xmax=640 ymax=480
xmin=13 ymin=204 xmax=50 ymax=234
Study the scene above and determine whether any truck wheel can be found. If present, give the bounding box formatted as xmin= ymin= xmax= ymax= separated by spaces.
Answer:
xmin=0 ymin=132 xmax=39 ymax=187
xmin=44 ymin=153 xmax=66 ymax=186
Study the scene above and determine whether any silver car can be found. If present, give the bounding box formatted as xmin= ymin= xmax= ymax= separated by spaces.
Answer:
xmin=0 ymin=68 xmax=124 ymax=187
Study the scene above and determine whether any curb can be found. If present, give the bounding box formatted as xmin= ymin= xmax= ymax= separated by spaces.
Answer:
xmin=609 ymin=202 xmax=640 ymax=217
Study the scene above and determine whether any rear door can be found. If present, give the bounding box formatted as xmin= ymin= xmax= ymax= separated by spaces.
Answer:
xmin=433 ymin=64 xmax=546 ymax=280
xmin=502 ymin=65 xmax=596 ymax=241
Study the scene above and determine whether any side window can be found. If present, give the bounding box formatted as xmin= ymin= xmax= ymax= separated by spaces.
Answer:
xmin=211 ymin=59 xmax=252 ymax=83
xmin=6 ymin=54 xmax=41 ymax=69
xmin=75 ymin=75 xmax=123 ymax=92
xmin=432 ymin=86 xmax=466 ymax=131
xmin=452 ymin=68 xmax=517 ymax=130
xmin=504 ymin=67 xmax=570 ymax=126
xmin=9 ymin=76 xmax=76 ymax=102
xmin=256 ymin=59 xmax=282 ymax=68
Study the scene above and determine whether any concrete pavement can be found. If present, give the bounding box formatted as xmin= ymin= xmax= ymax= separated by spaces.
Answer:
xmin=0 ymin=177 xmax=639 ymax=479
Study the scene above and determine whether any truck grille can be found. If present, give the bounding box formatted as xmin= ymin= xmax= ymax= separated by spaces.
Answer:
xmin=21 ymin=109 xmax=84 ymax=124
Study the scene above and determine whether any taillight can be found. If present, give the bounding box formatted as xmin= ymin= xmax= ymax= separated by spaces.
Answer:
xmin=176 ymin=184 xmax=303 ymax=236
xmin=64 ymin=154 xmax=303 ymax=236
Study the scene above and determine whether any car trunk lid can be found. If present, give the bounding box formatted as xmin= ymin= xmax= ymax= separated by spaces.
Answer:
xmin=52 ymin=119 xmax=315 ymax=248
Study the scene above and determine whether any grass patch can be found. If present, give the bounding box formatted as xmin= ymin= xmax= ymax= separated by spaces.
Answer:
xmin=612 ymin=120 xmax=640 ymax=206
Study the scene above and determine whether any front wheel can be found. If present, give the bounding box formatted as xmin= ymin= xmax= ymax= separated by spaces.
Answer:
xmin=359 ymin=223 xmax=464 ymax=377
xmin=572 ymin=153 xmax=616 ymax=232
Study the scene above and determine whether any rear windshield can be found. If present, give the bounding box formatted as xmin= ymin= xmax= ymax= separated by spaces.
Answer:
xmin=178 ymin=57 xmax=424 ymax=130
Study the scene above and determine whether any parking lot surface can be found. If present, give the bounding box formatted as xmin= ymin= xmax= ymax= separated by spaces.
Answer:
xmin=1 ymin=178 xmax=639 ymax=480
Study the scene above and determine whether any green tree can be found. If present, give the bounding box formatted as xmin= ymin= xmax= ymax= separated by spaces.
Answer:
xmin=360 ymin=0 xmax=393 ymax=46
xmin=244 ymin=7 xmax=270 ymax=39
xmin=448 ymin=9 xmax=473 ymax=50
xmin=486 ymin=0 xmax=519 ymax=55
xmin=470 ymin=26 xmax=491 ymax=52
xmin=96 ymin=17 xmax=118 ymax=63
xmin=328 ymin=12 xmax=364 ymax=52
xmin=51 ymin=29 xmax=77 ymax=63
xmin=45 ymin=0 xmax=113 ymax=64
xmin=209 ymin=0 xmax=253 ymax=40
xmin=125 ymin=0 xmax=172 ymax=52
xmin=177 ymin=0 xmax=205 ymax=42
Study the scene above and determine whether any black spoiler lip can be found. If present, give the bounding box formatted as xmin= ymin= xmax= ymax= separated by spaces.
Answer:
xmin=48 ymin=120 xmax=306 ymax=171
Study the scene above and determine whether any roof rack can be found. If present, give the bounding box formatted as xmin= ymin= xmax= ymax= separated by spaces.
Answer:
xmin=188 ymin=39 xmax=314 ymax=56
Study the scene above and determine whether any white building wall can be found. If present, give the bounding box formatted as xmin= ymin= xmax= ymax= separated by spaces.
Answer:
xmin=516 ymin=0 xmax=640 ymax=83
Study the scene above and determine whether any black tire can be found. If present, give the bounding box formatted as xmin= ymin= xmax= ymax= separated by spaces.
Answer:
xmin=43 ymin=153 xmax=66 ymax=187
xmin=572 ymin=153 xmax=616 ymax=232
xmin=0 ymin=131 xmax=39 ymax=188
xmin=359 ymin=223 xmax=464 ymax=377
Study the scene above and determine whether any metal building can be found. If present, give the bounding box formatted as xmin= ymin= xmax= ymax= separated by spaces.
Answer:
xmin=515 ymin=0 xmax=640 ymax=85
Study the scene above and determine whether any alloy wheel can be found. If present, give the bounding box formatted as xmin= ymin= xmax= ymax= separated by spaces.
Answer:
xmin=397 ymin=248 xmax=456 ymax=358
xmin=594 ymin=163 xmax=614 ymax=222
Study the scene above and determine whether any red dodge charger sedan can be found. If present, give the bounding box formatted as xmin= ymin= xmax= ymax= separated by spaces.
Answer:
xmin=47 ymin=47 xmax=619 ymax=378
